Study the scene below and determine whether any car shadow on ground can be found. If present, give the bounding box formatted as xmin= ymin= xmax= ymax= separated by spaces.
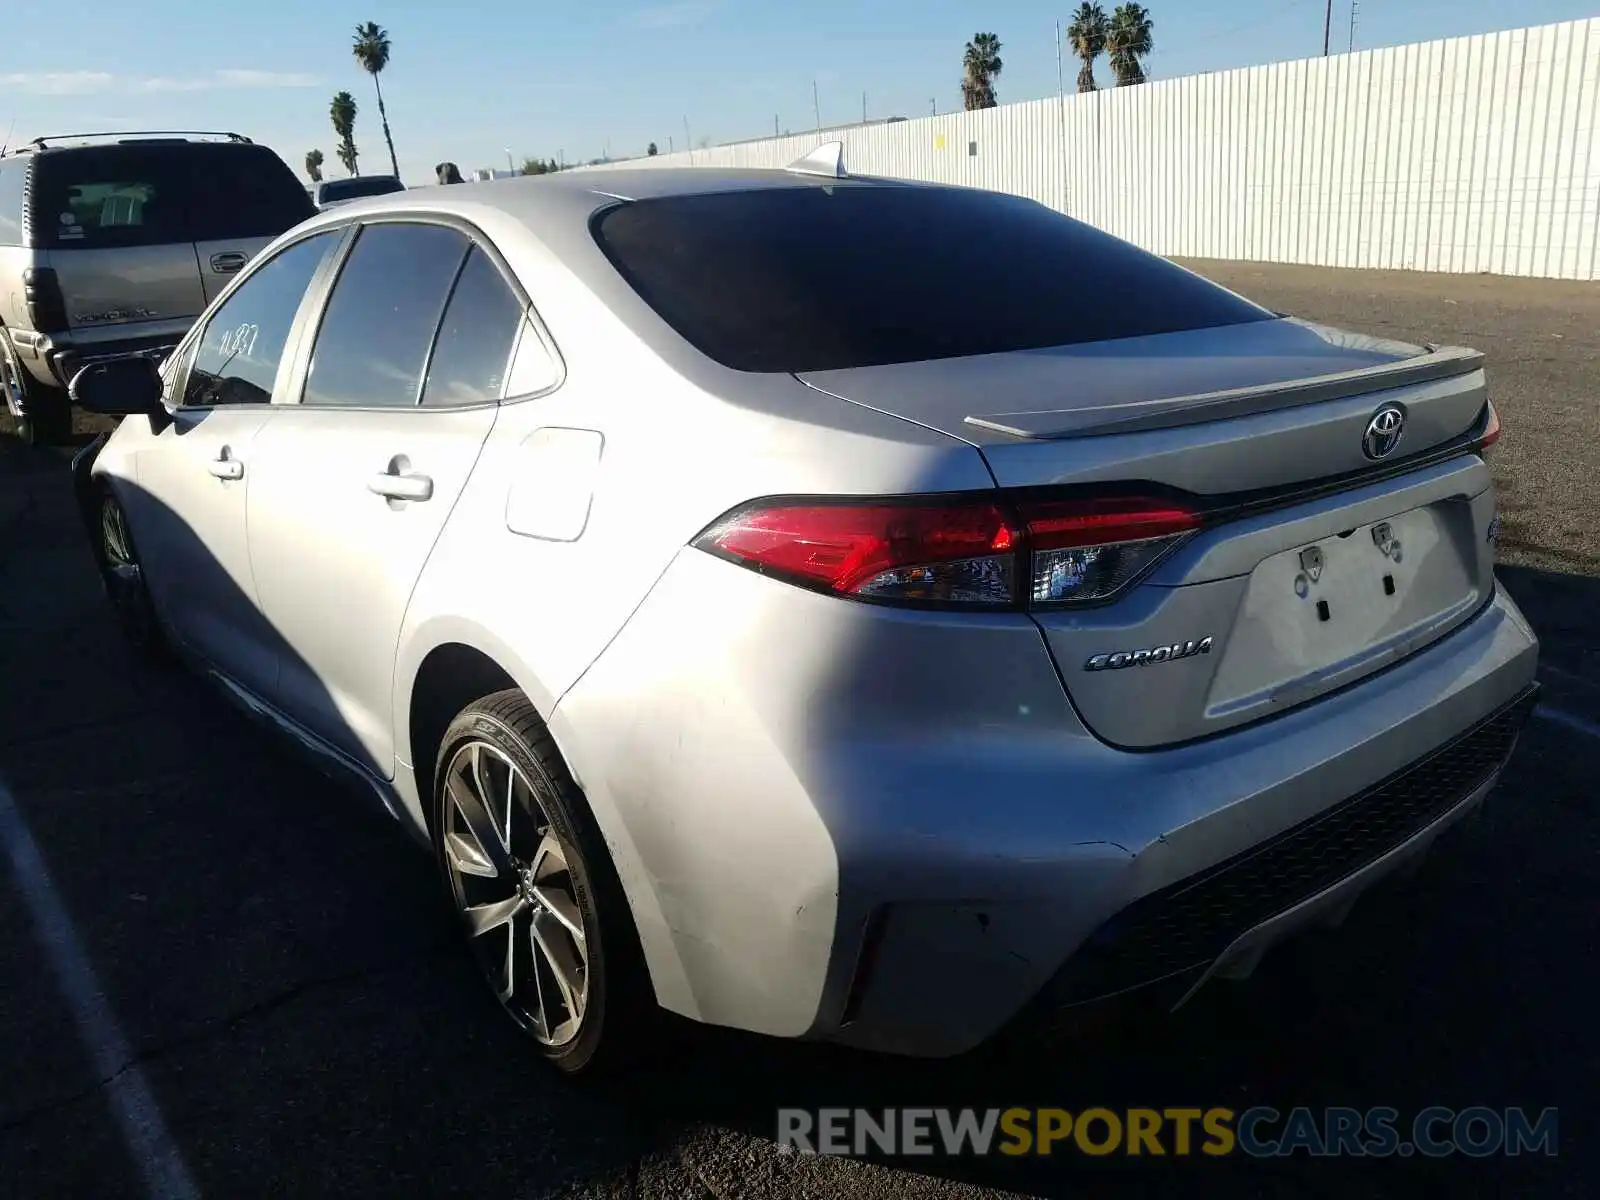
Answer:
xmin=0 ymin=431 xmax=1592 ymax=1198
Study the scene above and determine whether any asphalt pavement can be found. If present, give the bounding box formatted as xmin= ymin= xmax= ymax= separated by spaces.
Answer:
xmin=1 ymin=261 xmax=1597 ymax=1198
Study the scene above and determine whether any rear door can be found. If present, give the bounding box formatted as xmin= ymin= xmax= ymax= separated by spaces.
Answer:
xmin=244 ymin=221 xmax=520 ymax=777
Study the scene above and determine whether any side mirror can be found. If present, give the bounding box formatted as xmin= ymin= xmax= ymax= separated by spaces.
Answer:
xmin=69 ymin=357 xmax=164 ymax=416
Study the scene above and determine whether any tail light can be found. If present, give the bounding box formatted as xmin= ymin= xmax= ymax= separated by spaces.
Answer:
xmin=1020 ymin=496 xmax=1202 ymax=605
xmin=1473 ymin=401 xmax=1501 ymax=456
xmin=693 ymin=494 xmax=1200 ymax=609
xmin=22 ymin=268 xmax=68 ymax=332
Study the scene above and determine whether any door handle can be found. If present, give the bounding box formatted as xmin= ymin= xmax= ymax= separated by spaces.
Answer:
xmin=368 ymin=472 xmax=433 ymax=502
xmin=209 ymin=252 xmax=248 ymax=274
xmin=207 ymin=452 xmax=244 ymax=480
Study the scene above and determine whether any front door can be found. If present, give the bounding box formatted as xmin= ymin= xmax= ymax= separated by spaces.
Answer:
xmin=125 ymin=229 xmax=342 ymax=696
xmin=245 ymin=223 xmax=525 ymax=777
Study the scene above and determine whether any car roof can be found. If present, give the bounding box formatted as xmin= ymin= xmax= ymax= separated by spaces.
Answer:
xmin=304 ymin=164 xmax=908 ymax=224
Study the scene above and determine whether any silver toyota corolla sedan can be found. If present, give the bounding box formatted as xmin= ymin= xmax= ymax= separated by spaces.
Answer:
xmin=67 ymin=147 xmax=1539 ymax=1075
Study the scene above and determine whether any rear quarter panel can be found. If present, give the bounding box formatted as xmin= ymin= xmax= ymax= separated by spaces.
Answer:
xmin=388 ymin=208 xmax=996 ymax=1018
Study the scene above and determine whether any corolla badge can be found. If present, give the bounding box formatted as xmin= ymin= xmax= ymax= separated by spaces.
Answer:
xmin=1084 ymin=637 xmax=1214 ymax=672
xmin=1362 ymin=404 xmax=1406 ymax=460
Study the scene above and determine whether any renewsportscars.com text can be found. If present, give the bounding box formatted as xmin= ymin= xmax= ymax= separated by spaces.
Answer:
xmin=777 ymin=1106 xmax=1559 ymax=1159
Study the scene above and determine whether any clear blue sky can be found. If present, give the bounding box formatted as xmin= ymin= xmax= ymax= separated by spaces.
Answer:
xmin=2 ymin=1 xmax=1594 ymax=183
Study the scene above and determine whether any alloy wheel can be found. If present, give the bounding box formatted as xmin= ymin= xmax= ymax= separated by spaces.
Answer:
xmin=1 ymin=338 xmax=27 ymax=424
xmin=99 ymin=493 xmax=161 ymax=652
xmin=440 ymin=740 xmax=590 ymax=1047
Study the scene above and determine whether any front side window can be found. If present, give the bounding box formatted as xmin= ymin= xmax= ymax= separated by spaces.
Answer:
xmin=301 ymin=222 xmax=469 ymax=408
xmin=183 ymin=232 xmax=337 ymax=407
xmin=420 ymin=247 xmax=524 ymax=407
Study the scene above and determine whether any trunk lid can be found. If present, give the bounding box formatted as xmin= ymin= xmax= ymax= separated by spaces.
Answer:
xmin=799 ymin=319 xmax=1497 ymax=749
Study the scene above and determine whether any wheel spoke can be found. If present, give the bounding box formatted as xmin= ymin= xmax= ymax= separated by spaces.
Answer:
xmin=498 ymin=918 xmax=517 ymax=1003
xmin=529 ymin=834 xmax=585 ymax=943
xmin=530 ymin=885 xmax=584 ymax=945
xmin=531 ymin=907 xmax=586 ymax=1030
xmin=470 ymin=744 xmax=513 ymax=852
xmin=463 ymin=894 xmax=524 ymax=937
xmin=446 ymin=761 xmax=513 ymax=878
xmin=443 ymin=829 xmax=497 ymax=878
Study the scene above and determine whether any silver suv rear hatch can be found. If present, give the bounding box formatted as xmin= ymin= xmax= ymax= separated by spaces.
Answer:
xmin=27 ymin=141 xmax=315 ymax=331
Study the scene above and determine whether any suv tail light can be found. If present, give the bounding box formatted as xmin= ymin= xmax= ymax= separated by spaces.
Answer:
xmin=22 ymin=268 xmax=69 ymax=333
xmin=693 ymin=494 xmax=1200 ymax=609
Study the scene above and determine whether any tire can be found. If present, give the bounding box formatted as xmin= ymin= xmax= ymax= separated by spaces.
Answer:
xmin=432 ymin=689 xmax=656 ymax=1075
xmin=1 ymin=334 xmax=72 ymax=447
xmin=97 ymin=488 xmax=171 ymax=663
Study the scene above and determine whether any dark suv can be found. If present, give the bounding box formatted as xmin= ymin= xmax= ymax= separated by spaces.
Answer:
xmin=0 ymin=131 xmax=314 ymax=444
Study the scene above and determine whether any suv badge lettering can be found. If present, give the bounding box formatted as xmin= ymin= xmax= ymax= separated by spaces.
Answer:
xmin=1085 ymin=637 xmax=1214 ymax=672
xmin=74 ymin=306 xmax=156 ymax=324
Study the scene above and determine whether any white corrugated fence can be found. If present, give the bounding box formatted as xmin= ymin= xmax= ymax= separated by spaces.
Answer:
xmin=575 ymin=18 xmax=1600 ymax=280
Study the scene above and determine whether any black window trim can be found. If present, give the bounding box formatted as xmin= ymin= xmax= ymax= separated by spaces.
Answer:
xmin=279 ymin=210 xmax=565 ymax=414
xmin=171 ymin=225 xmax=351 ymax=412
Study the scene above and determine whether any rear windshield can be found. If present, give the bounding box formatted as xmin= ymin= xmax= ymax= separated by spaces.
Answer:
xmin=592 ymin=184 xmax=1274 ymax=373
xmin=319 ymin=177 xmax=406 ymax=203
xmin=30 ymin=143 xmax=314 ymax=249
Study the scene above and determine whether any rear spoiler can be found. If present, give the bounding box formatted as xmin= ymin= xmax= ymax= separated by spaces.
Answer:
xmin=963 ymin=344 xmax=1486 ymax=440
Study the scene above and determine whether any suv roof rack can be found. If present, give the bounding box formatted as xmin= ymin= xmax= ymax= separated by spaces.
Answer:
xmin=19 ymin=130 xmax=254 ymax=152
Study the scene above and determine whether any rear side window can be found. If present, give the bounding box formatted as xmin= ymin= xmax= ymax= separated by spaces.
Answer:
xmin=185 ymin=231 xmax=337 ymax=407
xmin=302 ymin=223 xmax=469 ymax=408
xmin=0 ymin=163 xmax=24 ymax=246
xmin=420 ymin=248 xmax=524 ymax=407
xmin=29 ymin=143 xmax=313 ymax=250
xmin=593 ymin=185 xmax=1274 ymax=372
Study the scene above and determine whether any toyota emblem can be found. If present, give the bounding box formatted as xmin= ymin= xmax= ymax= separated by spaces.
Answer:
xmin=1362 ymin=404 xmax=1406 ymax=460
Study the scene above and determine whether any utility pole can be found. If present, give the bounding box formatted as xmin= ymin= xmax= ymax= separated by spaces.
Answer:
xmin=931 ymin=97 xmax=937 ymax=116
xmin=862 ymin=91 xmax=867 ymax=123
xmin=683 ymin=115 xmax=692 ymax=161
xmin=775 ymin=113 xmax=780 ymax=136
xmin=1322 ymin=0 xmax=1332 ymax=55
xmin=813 ymin=80 xmax=821 ymax=132
xmin=1348 ymin=0 xmax=1359 ymax=52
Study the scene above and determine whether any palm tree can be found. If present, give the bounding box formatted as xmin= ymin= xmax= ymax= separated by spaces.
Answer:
xmin=352 ymin=22 xmax=400 ymax=179
xmin=1067 ymin=4 xmax=1108 ymax=93
xmin=1106 ymin=4 xmax=1154 ymax=87
xmin=304 ymin=149 xmax=325 ymax=183
xmin=961 ymin=32 xmax=1003 ymax=110
xmin=330 ymin=91 xmax=359 ymax=175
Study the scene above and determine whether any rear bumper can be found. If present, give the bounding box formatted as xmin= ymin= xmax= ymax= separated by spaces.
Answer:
xmin=1001 ymin=683 xmax=1535 ymax=1044
xmin=14 ymin=325 xmax=188 ymax=391
xmin=553 ymin=553 xmax=1539 ymax=1057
